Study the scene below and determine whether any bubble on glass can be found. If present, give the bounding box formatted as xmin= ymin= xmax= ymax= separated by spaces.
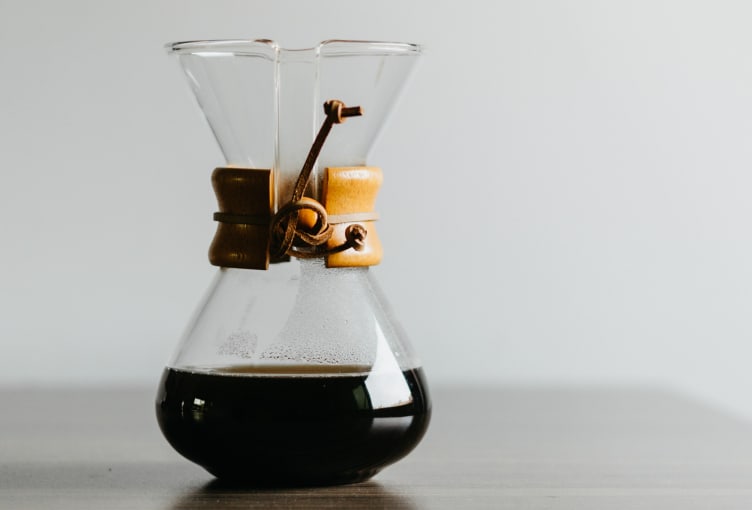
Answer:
xmin=218 ymin=330 xmax=258 ymax=359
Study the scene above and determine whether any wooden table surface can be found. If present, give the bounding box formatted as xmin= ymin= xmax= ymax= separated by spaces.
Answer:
xmin=2 ymin=385 xmax=752 ymax=509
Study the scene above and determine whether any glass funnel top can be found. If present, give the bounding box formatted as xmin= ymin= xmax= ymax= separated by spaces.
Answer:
xmin=167 ymin=39 xmax=421 ymax=57
xmin=168 ymin=39 xmax=422 ymax=206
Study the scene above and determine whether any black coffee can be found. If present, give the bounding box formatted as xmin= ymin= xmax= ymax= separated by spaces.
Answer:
xmin=155 ymin=365 xmax=430 ymax=486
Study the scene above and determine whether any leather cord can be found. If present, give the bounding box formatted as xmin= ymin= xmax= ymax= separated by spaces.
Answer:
xmin=270 ymin=100 xmax=369 ymax=261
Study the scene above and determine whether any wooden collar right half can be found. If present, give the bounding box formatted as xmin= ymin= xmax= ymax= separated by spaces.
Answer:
xmin=322 ymin=166 xmax=382 ymax=268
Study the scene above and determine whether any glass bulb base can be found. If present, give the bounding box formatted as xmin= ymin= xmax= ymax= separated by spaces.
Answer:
xmin=156 ymin=364 xmax=430 ymax=485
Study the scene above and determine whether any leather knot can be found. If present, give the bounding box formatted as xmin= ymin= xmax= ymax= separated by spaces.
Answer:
xmin=271 ymin=198 xmax=333 ymax=260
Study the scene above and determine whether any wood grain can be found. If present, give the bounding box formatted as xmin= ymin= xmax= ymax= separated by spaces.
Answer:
xmin=2 ymin=386 xmax=752 ymax=509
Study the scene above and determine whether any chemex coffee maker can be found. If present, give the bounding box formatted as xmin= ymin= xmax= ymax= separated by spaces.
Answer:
xmin=155 ymin=39 xmax=430 ymax=486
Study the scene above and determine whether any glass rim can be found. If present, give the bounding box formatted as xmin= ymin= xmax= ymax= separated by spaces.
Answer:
xmin=166 ymin=39 xmax=422 ymax=57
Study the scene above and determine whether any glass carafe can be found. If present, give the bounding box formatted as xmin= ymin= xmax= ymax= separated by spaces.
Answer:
xmin=155 ymin=39 xmax=429 ymax=486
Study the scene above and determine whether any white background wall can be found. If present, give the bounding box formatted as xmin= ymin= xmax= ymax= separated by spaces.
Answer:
xmin=3 ymin=0 xmax=752 ymax=417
